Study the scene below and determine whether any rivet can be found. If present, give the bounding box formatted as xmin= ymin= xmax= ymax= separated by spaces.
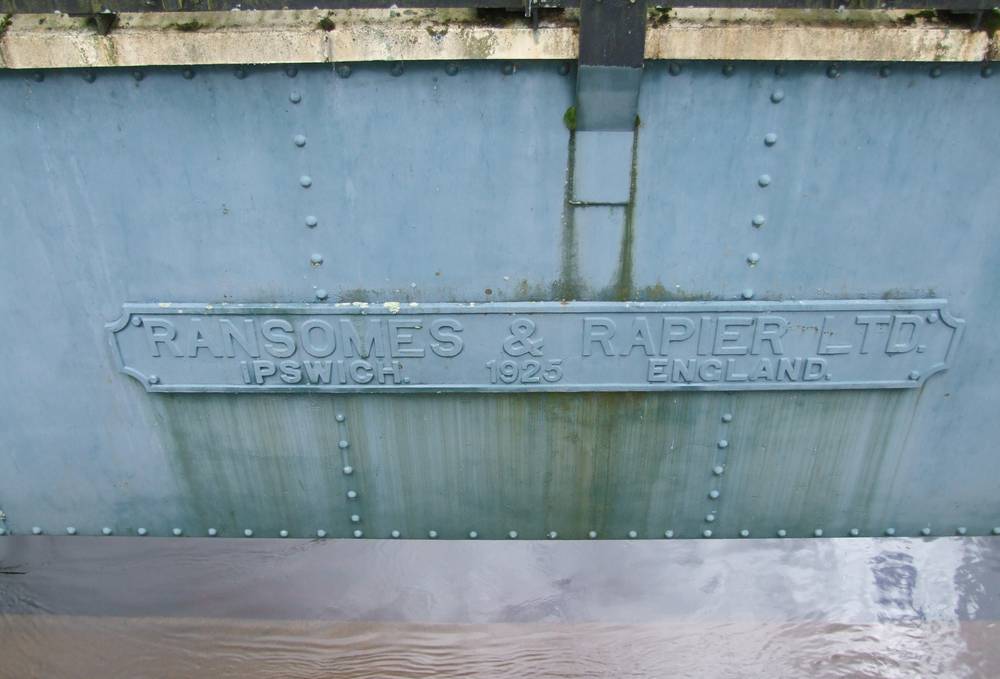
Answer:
xmin=172 ymin=528 xmax=182 ymax=536
xmin=826 ymin=65 xmax=839 ymax=79
xmin=722 ymin=413 xmax=733 ymax=422
xmin=182 ymin=69 xmax=194 ymax=79
xmin=713 ymin=465 xmax=724 ymax=476
xmin=342 ymin=465 xmax=353 ymax=475
xmin=930 ymin=67 xmax=942 ymax=78
xmin=66 ymin=527 xmax=77 ymax=535
xmin=705 ymin=514 xmax=716 ymax=523
xmin=83 ymin=71 xmax=96 ymax=83
xmin=32 ymin=72 xmax=45 ymax=82
xmin=668 ymin=62 xmax=682 ymax=76
xmin=722 ymin=64 xmax=734 ymax=77
xmin=445 ymin=63 xmax=459 ymax=76
xmin=757 ymin=175 xmax=771 ymax=188
xmin=547 ymin=531 xmax=558 ymax=539
xmin=957 ymin=526 xmax=967 ymax=536
xmin=469 ymin=530 xmax=478 ymax=539
xmin=921 ymin=527 xmax=932 ymax=536
xmin=315 ymin=289 xmax=328 ymax=301
xmin=717 ymin=439 xmax=729 ymax=449
xmin=294 ymin=134 xmax=307 ymax=147
xmin=31 ymin=526 xmax=42 ymax=535
xmin=428 ymin=530 xmax=438 ymax=539
xmin=777 ymin=529 xmax=787 ymax=537
xmin=244 ymin=529 xmax=253 ymax=537
xmin=508 ymin=530 xmax=518 ymax=539
xmin=770 ymin=89 xmax=784 ymax=103
xmin=879 ymin=66 xmax=891 ymax=78
xmin=299 ymin=176 xmax=312 ymax=188
xmin=742 ymin=289 xmax=754 ymax=300
xmin=558 ymin=62 xmax=571 ymax=76
xmin=664 ymin=530 xmax=674 ymax=538
xmin=130 ymin=316 xmax=143 ymax=326
xmin=764 ymin=133 xmax=778 ymax=147
xmin=102 ymin=527 xmax=113 ymax=536
xmin=502 ymin=63 xmax=515 ymax=76
xmin=350 ymin=514 xmax=360 ymax=523
xmin=317 ymin=529 xmax=327 ymax=538
xmin=702 ymin=529 xmax=713 ymax=538
xmin=347 ymin=490 xmax=358 ymax=499
xmin=391 ymin=530 xmax=401 ymax=538
xmin=739 ymin=529 xmax=750 ymax=538
xmin=336 ymin=64 xmax=352 ymax=78
xmin=926 ymin=313 xmax=938 ymax=323
xmin=588 ymin=530 xmax=598 ymax=539
xmin=752 ymin=214 xmax=766 ymax=227
xmin=279 ymin=529 xmax=289 ymax=538
xmin=234 ymin=68 xmax=246 ymax=79
xmin=285 ymin=66 xmax=298 ymax=78
xmin=335 ymin=413 xmax=345 ymax=422
xmin=813 ymin=529 xmax=823 ymax=537
xmin=849 ymin=528 xmax=860 ymax=537
xmin=148 ymin=375 xmax=160 ymax=385
xmin=628 ymin=530 xmax=638 ymax=538
xmin=310 ymin=253 xmax=323 ymax=266
xmin=132 ymin=70 xmax=144 ymax=81
xmin=390 ymin=62 xmax=404 ymax=77
xmin=747 ymin=252 xmax=760 ymax=266
xmin=982 ymin=66 xmax=993 ymax=79
xmin=774 ymin=64 xmax=785 ymax=77
xmin=709 ymin=489 xmax=720 ymax=499
xmin=137 ymin=528 xmax=148 ymax=536
xmin=908 ymin=370 xmax=921 ymax=381
xmin=338 ymin=440 xmax=349 ymax=449
xmin=353 ymin=529 xmax=363 ymax=538
xmin=208 ymin=528 xmax=218 ymax=536
xmin=885 ymin=527 xmax=896 ymax=537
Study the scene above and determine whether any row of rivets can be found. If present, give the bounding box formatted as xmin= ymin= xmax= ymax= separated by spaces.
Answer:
xmin=4 ymin=525 xmax=1000 ymax=538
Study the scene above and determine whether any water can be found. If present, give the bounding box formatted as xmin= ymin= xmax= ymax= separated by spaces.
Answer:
xmin=1 ymin=537 xmax=997 ymax=678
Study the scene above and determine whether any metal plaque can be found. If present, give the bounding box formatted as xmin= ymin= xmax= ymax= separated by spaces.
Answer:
xmin=107 ymin=300 xmax=963 ymax=393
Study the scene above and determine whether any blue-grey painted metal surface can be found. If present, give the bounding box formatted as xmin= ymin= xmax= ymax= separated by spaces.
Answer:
xmin=0 ymin=61 xmax=998 ymax=540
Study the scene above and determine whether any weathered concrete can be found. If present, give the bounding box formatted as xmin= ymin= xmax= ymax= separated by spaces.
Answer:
xmin=0 ymin=9 xmax=994 ymax=69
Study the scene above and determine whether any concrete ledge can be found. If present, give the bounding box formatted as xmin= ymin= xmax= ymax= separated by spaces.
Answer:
xmin=0 ymin=9 xmax=995 ymax=69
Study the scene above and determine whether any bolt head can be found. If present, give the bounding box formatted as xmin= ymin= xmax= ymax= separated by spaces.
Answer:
xmin=547 ymin=531 xmax=558 ymax=539
xmin=445 ymin=63 xmax=459 ymax=76
xmin=764 ymin=133 xmax=778 ymax=146
xmin=137 ymin=528 xmax=148 ymax=536
xmin=588 ymin=531 xmax=598 ymax=539
xmin=317 ymin=529 xmax=327 ymax=538
xmin=992 ymin=527 xmax=1000 ymax=536
xmin=502 ymin=63 xmax=515 ymax=76
xmin=742 ymin=289 xmax=754 ymax=300
xmin=770 ymin=90 xmax=785 ymax=103
xmin=182 ymin=69 xmax=194 ymax=79
xmin=342 ymin=465 xmax=353 ymax=475
xmin=702 ymin=529 xmax=713 ymax=538
xmin=391 ymin=530 xmax=401 ymax=538
xmin=930 ymin=67 xmax=942 ymax=78
xmin=957 ymin=527 xmax=967 ymax=536
xmin=336 ymin=64 xmax=352 ymax=78
xmin=130 ymin=316 xmax=143 ymax=326
xmin=347 ymin=490 xmax=357 ymax=499
xmin=172 ymin=528 xmax=182 ymax=536
xmin=66 ymin=527 xmax=77 ymax=535
xmin=713 ymin=465 xmax=724 ymax=476
xmin=921 ymin=527 xmax=932 ymax=536
xmin=294 ymin=134 xmax=307 ymax=147
xmin=244 ymin=529 xmax=253 ymax=537
xmin=83 ymin=71 xmax=96 ymax=83
xmin=709 ymin=490 xmax=720 ymax=499
xmin=234 ymin=68 xmax=247 ymax=79
xmin=879 ymin=66 xmax=892 ymax=78
xmin=353 ymin=529 xmax=363 ymax=538
xmin=279 ymin=530 xmax=289 ymax=538
xmin=777 ymin=529 xmax=787 ymax=537
xmin=757 ymin=175 xmax=771 ymax=188
xmin=132 ymin=70 xmax=144 ymax=81
xmin=30 ymin=526 xmax=42 ymax=535
xmin=885 ymin=528 xmax=896 ymax=537
xmin=668 ymin=63 xmax=681 ymax=76
xmin=208 ymin=528 xmax=218 ymax=536
xmin=705 ymin=514 xmax=715 ymax=523
xmin=315 ymin=289 xmax=329 ymax=301
xmin=338 ymin=440 xmax=349 ymax=449
xmin=350 ymin=514 xmax=360 ymax=523
xmin=813 ymin=529 xmax=824 ymax=537
xmin=722 ymin=64 xmax=734 ymax=76
xmin=849 ymin=528 xmax=860 ymax=537
xmin=289 ymin=91 xmax=302 ymax=104
xmin=310 ymin=253 xmax=324 ymax=266
xmin=305 ymin=215 xmax=318 ymax=228
xmin=508 ymin=530 xmax=518 ymax=539
xmin=982 ymin=66 xmax=993 ymax=79
xmin=428 ymin=530 xmax=438 ymax=539
xmin=908 ymin=370 xmax=921 ymax=381
xmin=285 ymin=66 xmax=298 ymax=78
xmin=718 ymin=439 xmax=728 ymax=449
xmin=752 ymin=215 xmax=766 ymax=227
xmin=299 ymin=176 xmax=312 ymax=188
xmin=32 ymin=72 xmax=45 ymax=82
xmin=335 ymin=413 xmax=345 ymax=422
xmin=468 ymin=531 xmax=478 ymax=539
xmin=722 ymin=413 xmax=733 ymax=422
xmin=664 ymin=530 xmax=674 ymax=539
xmin=628 ymin=530 xmax=638 ymax=538
xmin=102 ymin=527 xmax=112 ymax=536
xmin=826 ymin=65 xmax=839 ymax=79
xmin=390 ymin=63 xmax=404 ymax=77
xmin=148 ymin=375 xmax=160 ymax=385
xmin=739 ymin=529 xmax=750 ymax=538
xmin=558 ymin=62 xmax=571 ymax=76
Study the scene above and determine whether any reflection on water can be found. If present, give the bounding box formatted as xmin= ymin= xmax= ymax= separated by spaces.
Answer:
xmin=0 ymin=537 xmax=997 ymax=678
